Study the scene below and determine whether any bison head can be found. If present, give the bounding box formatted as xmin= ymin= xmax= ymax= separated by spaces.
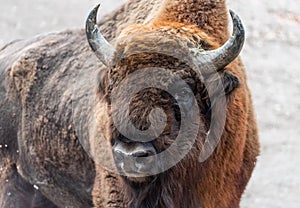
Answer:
xmin=86 ymin=4 xmax=243 ymax=188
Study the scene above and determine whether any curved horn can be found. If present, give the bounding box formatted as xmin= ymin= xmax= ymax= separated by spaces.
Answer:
xmin=195 ymin=10 xmax=245 ymax=74
xmin=86 ymin=4 xmax=115 ymax=66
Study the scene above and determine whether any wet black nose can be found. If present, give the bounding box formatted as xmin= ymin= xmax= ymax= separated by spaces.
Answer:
xmin=131 ymin=149 xmax=155 ymax=157
xmin=113 ymin=141 xmax=156 ymax=158
xmin=113 ymin=141 xmax=157 ymax=174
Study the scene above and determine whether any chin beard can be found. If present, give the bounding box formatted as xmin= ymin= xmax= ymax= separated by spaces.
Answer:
xmin=123 ymin=174 xmax=157 ymax=185
xmin=121 ymin=164 xmax=201 ymax=208
xmin=122 ymin=174 xmax=174 ymax=208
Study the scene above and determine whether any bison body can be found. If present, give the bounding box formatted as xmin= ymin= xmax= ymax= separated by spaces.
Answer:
xmin=0 ymin=0 xmax=259 ymax=207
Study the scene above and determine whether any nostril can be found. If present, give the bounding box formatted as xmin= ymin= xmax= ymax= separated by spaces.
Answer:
xmin=111 ymin=138 xmax=116 ymax=146
xmin=118 ymin=135 xmax=132 ymax=144
xmin=114 ymin=150 xmax=125 ymax=161
xmin=131 ymin=150 xmax=154 ymax=158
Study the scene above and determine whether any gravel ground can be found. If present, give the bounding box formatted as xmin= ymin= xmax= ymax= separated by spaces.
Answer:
xmin=1 ymin=0 xmax=300 ymax=207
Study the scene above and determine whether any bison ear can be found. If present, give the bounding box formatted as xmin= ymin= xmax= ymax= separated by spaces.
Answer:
xmin=202 ymin=71 xmax=239 ymax=120
xmin=221 ymin=70 xmax=239 ymax=95
xmin=97 ymin=69 xmax=108 ymax=94
xmin=204 ymin=70 xmax=239 ymax=99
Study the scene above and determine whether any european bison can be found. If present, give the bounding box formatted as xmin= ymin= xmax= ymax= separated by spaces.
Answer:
xmin=0 ymin=0 xmax=259 ymax=207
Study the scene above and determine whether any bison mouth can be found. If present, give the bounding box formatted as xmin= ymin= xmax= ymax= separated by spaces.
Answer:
xmin=112 ymin=138 xmax=161 ymax=183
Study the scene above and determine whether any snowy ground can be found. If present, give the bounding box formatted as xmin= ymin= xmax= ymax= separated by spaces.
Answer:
xmin=229 ymin=1 xmax=300 ymax=207
xmin=1 ymin=0 xmax=300 ymax=207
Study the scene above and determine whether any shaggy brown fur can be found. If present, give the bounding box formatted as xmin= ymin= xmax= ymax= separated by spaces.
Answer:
xmin=92 ymin=0 xmax=259 ymax=207
xmin=0 ymin=0 xmax=259 ymax=207
xmin=152 ymin=0 xmax=230 ymax=43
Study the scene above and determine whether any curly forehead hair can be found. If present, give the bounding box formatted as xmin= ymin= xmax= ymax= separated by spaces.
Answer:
xmin=119 ymin=21 xmax=218 ymax=49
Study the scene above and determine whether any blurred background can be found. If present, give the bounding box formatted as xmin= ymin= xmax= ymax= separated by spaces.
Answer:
xmin=0 ymin=0 xmax=126 ymax=46
xmin=1 ymin=0 xmax=300 ymax=207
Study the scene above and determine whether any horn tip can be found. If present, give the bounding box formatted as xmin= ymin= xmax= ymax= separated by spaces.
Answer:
xmin=229 ymin=9 xmax=235 ymax=17
xmin=88 ymin=4 xmax=101 ymax=22
xmin=229 ymin=9 xmax=245 ymax=36
xmin=93 ymin=3 xmax=101 ymax=17
xmin=229 ymin=9 xmax=239 ymax=23
xmin=94 ymin=4 xmax=101 ymax=12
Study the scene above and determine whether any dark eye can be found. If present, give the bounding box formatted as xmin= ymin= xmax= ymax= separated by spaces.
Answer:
xmin=179 ymin=88 xmax=191 ymax=97
xmin=176 ymin=87 xmax=193 ymax=103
